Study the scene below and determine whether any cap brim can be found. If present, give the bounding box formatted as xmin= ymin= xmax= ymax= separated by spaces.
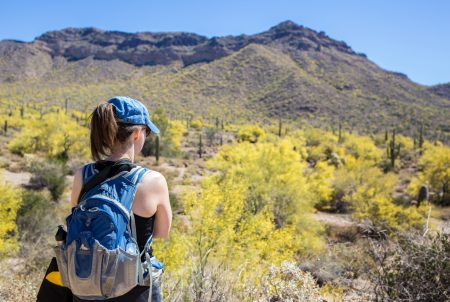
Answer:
xmin=146 ymin=120 xmax=160 ymax=134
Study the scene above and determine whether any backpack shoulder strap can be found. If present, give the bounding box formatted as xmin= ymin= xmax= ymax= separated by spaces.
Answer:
xmin=118 ymin=165 xmax=153 ymax=213
xmin=120 ymin=165 xmax=153 ymax=252
xmin=78 ymin=159 xmax=136 ymax=204
xmin=123 ymin=165 xmax=152 ymax=186
xmin=82 ymin=163 xmax=96 ymax=185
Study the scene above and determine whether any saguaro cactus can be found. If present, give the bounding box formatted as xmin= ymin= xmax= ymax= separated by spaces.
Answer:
xmin=417 ymin=185 xmax=429 ymax=207
xmin=418 ymin=123 xmax=424 ymax=155
xmin=386 ymin=128 xmax=401 ymax=170
xmin=278 ymin=115 xmax=283 ymax=137
xmin=198 ymin=133 xmax=203 ymax=158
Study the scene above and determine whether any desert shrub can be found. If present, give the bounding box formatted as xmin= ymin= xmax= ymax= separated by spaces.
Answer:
xmin=407 ymin=142 xmax=450 ymax=205
xmin=330 ymin=156 xmax=380 ymax=213
xmin=395 ymin=134 xmax=415 ymax=155
xmin=367 ymin=231 xmax=450 ymax=301
xmin=180 ymin=175 xmax=305 ymax=285
xmin=303 ymin=126 xmax=337 ymax=148
xmin=207 ymin=138 xmax=324 ymax=243
xmin=190 ymin=116 xmax=203 ymax=129
xmin=341 ymin=132 xmax=383 ymax=163
xmin=0 ymin=179 xmax=22 ymax=259
xmin=16 ymin=189 xmax=56 ymax=270
xmin=167 ymin=119 xmax=187 ymax=152
xmin=284 ymin=129 xmax=309 ymax=159
xmin=258 ymin=261 xmax=322 ymax=301
xmin=29 ymin=159 xmax=67 ymax=201
xmin=299 ymin=242 xmax=368 ymax=287
xmin=150 ymin=108 xmax=170 ymax=135
xmin=307 ymin=161 xmax=335 ymax=211
xmin=204 ymin=126 xmax=218 ymax=146
xmin=330 ymin=155 xmax=426 ymax=231
xmin=142 ymin=117 xmax=186 ymax=158
xmin=307 ymin=141 xmax=345 ymax=165
xmin=7 ymin=111 xmax=89 ymax=162
xmin=16 ymin=189 xmax=56 ymax=241
xmin=346 ymin=161 xmax=425 ymax=233
xmin=236 ymin=124 xmax=265 ymax=143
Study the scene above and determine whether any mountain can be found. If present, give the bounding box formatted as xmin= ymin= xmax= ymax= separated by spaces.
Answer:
xmin=0 ymin=20 xmax=449 ymax=143
xmin=428 ymin=83 xmax=450 ymax=99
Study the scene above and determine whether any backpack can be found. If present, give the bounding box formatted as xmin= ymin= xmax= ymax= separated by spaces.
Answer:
xmin=53 ymin=159 xmax=163 ymax=301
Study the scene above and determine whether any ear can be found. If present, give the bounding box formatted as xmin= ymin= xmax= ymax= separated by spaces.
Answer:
xmin=133 ymin=128 xmax=140 ymax=141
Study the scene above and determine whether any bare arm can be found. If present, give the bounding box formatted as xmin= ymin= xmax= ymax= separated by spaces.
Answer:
xmin=149 ymin=173 xmax=172 ymax=239
xmin=70 ymin=167 xmax=83 ymax=208
xmin=132 ymin=170 xmax=172 ymax=238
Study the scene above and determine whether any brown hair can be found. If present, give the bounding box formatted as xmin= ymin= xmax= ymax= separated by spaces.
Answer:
xmin=89 ymin=102 xmax=147 ymax=161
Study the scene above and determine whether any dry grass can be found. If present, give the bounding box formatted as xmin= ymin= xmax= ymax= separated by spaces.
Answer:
xmin=0 ymin=260 xmax=42 ymax=302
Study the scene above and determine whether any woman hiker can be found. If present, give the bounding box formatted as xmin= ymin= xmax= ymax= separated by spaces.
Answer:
xmin=37 ymin=96 xmax=172 ymax=302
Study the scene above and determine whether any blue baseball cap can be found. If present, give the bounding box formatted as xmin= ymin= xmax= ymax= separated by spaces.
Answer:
xmin=107 ymin=96 xmax=160 ymax=134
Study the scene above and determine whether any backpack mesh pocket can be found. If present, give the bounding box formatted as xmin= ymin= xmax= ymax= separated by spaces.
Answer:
xmin=53 ymin=244 xmax=70 ymax=288
xmin=58 ymin=239 xmax=140 ymax=299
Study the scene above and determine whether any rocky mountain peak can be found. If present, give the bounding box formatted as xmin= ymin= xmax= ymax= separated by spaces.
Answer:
xmin=268 ymin=20 xmax=304 ymax=32
xmin=37 ymin=27 xmax=106 ymax=43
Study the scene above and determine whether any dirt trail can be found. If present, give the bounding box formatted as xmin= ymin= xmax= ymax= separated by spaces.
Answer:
xmin=314 ymin=211 xmax=354 ymax=227
xmin=1 ymin=169 xmax=31 ymax=187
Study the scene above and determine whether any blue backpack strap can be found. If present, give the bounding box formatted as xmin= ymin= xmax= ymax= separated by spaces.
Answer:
xmin=128 ymin=167 xmax=156 ymax=258
xmin=118 ymin=165 xmax=152 ymax=241
xmin=120 ymin=165 xmax=151 ymax=211
xmin=120 ymin=165 xmax=153 ymax=289
xmin=82 ymin=163 xmax=97 ymax=185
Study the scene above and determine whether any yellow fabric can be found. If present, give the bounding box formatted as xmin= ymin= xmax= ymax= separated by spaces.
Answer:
xmin=45 ymin=271 xmax=63 ymax=286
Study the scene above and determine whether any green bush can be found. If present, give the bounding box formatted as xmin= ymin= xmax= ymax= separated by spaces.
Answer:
xmin=29 ymin=160 xmax=66 ymax=201
xmin=16 ymin=189 xmax=56 ymax=241
xmin=16 ymin=189 xmax=56 ymax=271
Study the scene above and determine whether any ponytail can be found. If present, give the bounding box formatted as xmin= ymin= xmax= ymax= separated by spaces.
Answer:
xmin=89 ymin=102 xmax=142 ymax=161
xmin=90 ymin=103 xmax=118 ymax=162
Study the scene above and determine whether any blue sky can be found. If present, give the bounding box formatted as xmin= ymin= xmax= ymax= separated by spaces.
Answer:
xmin=1 ymin=0 xmax=449 ymax=86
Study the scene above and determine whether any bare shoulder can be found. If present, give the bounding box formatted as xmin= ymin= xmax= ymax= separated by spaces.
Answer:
xmin=140 ymin=168 xmax=168 ymax=194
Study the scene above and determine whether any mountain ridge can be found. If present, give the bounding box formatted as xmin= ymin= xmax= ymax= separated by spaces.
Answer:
xmin=3 ymin=20 xmax=365 ymax=67
xmin=0 ymin=20 xmax=448 ymax=143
